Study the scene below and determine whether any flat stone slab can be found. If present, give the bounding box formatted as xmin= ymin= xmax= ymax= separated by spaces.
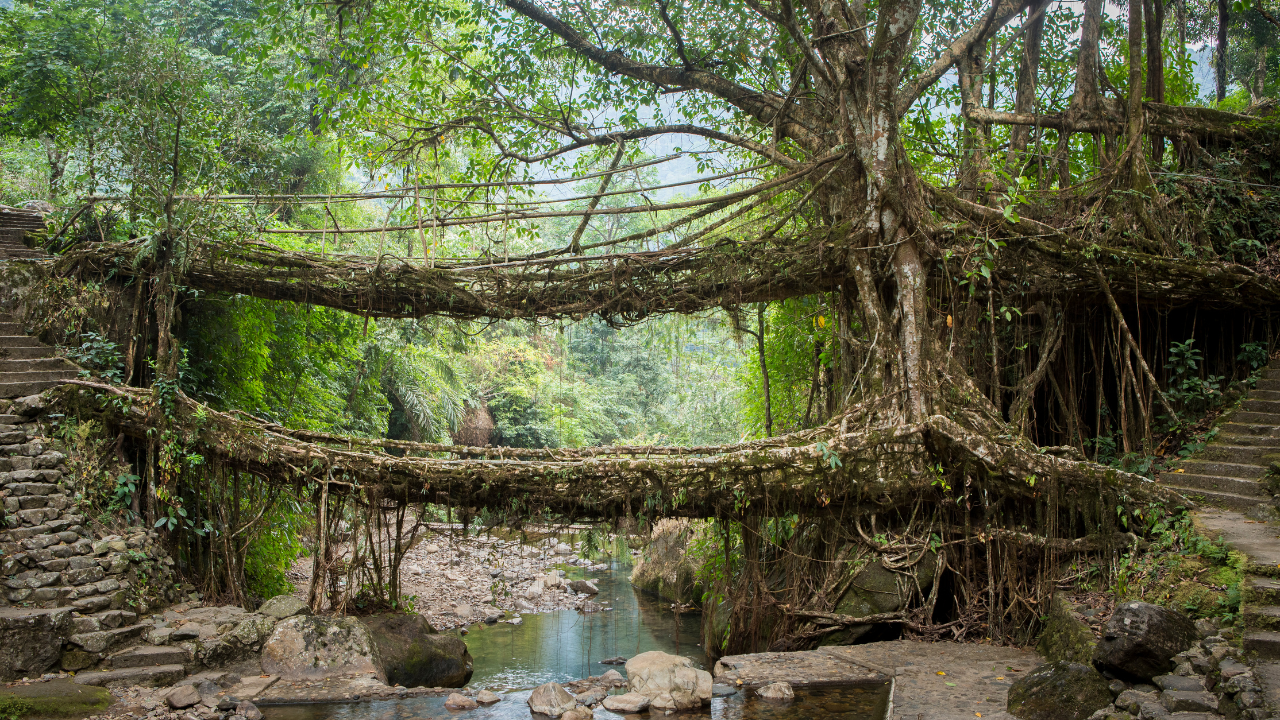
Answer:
xmin=713 ymin=648 xmax=888 ymax=687
xmin=243 ymin=675 xmax=453 ymax=705
xmin=716 ymin=640 xmax=1041 ymax=720
xmin=72 ymin=664 xmax=185 ymax=688
xmin=0 ymin=678 xmax=110 ymax=719
xmin=222 ymin=674 xmax=279 ymax=701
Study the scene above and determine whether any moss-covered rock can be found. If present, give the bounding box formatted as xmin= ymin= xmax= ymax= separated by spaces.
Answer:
xmin=630 ymin=519 xmax=704 ymax=606
xmin=0 ymin=678 xmax=110 ymax=719
xmin=362 ymin=613 xmax=473 ymax=688
xmin=1036 ymin=594 xmax=1096 ymax=663
xmin=1006 ymin=661 xmax=1112 ymax=720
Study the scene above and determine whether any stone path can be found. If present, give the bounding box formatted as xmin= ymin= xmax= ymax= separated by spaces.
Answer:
xmin=1162 ymin=364 xmax=1280 ymax=712
xmin=713 ymin=639 xmax=1040 ymax=720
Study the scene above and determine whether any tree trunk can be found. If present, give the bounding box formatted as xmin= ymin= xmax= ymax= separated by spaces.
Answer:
xmin=1218 ymin=0 xmax=1230 ymax=102
xmin=1057 ymin=0 xmax=1106 ymax=187
xmin=1144 ymin=0 xmax=1166 ymax=163
xmin=757 ymin=303 xmax=773 ymax=436
xmin=1128 ymin=0 xmax=1148 ymax=189
xmin=1006 ymin=0 xmax=1049 ymax=178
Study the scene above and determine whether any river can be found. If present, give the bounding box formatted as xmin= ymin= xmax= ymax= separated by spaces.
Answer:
xmin=263 ymin=558 xmax=890 ymax=720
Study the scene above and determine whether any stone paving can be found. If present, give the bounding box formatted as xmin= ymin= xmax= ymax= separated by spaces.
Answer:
xmin=714 ymin=639 xmax=1041 ymax=720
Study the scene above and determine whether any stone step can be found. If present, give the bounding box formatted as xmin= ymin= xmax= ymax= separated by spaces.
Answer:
xmin=1219 ymin=422 xmax=1280 ymax=437
xmin=1157 ymin=473 xmax=1269 ymax=498
xmin=1264 ymin=368 xmax=1280 ymax=381
xmin=1246 ymin=576 xmax=1280 ymax=606
xmin=72 ymin=664 xmax=185 ymax=688
xmin=1251 ymin=390 xmax=1280 ymax=401
xmin=0 ymin=335 xmax=43 ymax=349
xmin=1245 ymin=631 xmax=1280 ymax=660
xmin=1176 ymin=459 xmax=1268 ymax=479
xmin=1256 ymin=379 xmax=1280 ymax=391
xmin=1244 ymin=604 xmax=1280 ymax=631
xmin=0 ymin=370 xmax=79 ymax=383
xmin=108 ymin=645 xmax=191 ymax=670
xmin=0 ymin=346 xmax=54 ymax=360
xmin=0 ymin=379 xmax=72 ymax=398
xmin=0 ymin=358 xmax=77 ymax=372
xmin=0 ymin=414 xmax=23 ymax=424
xmin=1195 ymin=445 xmax=1280 ymax=465
xmin=1160 ymin=484 xmax=1266 ymax=510
xmin=1213 ymin=433 xmax=1280 ymax=449
xmin=69 ymin=623 xmax=150 ymax=654
xmin=1244 ymin=399 xmax=1280 ymax=414
xmin=1229 ymin=411 xmax=1280 ymax=425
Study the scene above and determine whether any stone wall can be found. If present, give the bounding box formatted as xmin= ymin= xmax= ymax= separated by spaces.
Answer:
xmin=0 ymin=395 xmax=180 ymax=622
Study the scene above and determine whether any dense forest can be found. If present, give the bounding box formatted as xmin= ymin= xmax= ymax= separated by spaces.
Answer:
xmin=2 ymin=0 xmax=1280 ymax=654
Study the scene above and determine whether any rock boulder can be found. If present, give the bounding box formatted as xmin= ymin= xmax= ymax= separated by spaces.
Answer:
xmin=569 ymin=580 xmax=598 ymax=595
xmin=1006 ymin=661 xmax=1112 ymax=720
xmin=602 ymin=692 xmax=651 ymax=713
xmin=0 ymin=607 xmax=72 ymax=680
xmin=625 ymin=650 xmax=712 ymax=711
xmin=757 ymin=682 xmax=794 ymax=702
xmin=1037 ymin=594 xmax=1096 ymax=663
xmin=528 ymin=682 xmax=577 ymax=717
xmin=165 ymin=685 xmax=201 ymax=710
xmin=361 ymin=613 xmax=473 ymax=688
xmin=257 ymin=595 xmax=311 ymax=620
xmin=261 ymin=615 xmax=385 ymax=682
xmin=1092 ymin=602 xmax=1197 ymax=681
xmin=445 ymin=692 xmax=478 ymax=710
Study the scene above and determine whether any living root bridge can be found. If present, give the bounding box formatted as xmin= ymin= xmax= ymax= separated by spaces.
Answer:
xmin=56 ymin=210 xmax=1280 ymax=330
xmin=58 ymin=236 xmax=841 ymax=323
xmin=61 ymin=380 xmax=1182 ymax=522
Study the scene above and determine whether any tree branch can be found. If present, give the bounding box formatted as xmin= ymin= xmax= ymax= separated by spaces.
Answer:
xmin=503 ymin=0 xmax=827 ymax=152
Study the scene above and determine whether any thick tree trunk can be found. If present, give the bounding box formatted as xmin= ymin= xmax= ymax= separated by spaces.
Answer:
xmin=1218 ymin=0 xmax=1230 ymax=102
xmin=1006 ymin=0 xmax=1049 ymax=179
xmin=1144 ymin=0 xmax=1165 ymax=163
xmin=1128 ymin=0 xmax=1148 ymax=189
xmin=1056 ymin=0 xmax=1106 ymax=187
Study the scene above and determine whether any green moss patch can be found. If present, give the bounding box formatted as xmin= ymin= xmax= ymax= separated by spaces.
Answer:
xmin=0 ymin=679 xmax=111 ymax=719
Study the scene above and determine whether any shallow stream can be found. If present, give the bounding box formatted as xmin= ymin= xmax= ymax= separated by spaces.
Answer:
xmin=264 ymin=560 xmax=890 ymax=720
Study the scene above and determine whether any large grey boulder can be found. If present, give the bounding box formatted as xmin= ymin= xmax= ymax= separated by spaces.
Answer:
xmin=0 ymin=607 xmax=72 ymax=680
xmin=528 ymin=682 xmax=577 ymax=717
xmin=361 ymin=613 xmax=473 ymax=688
xmin=625 ymin=650 xmax=712 ymax=711
xmin=1006 ymin=661 xmax=1113 ymax=720
xmin=261 ymin=615 xmax=385 ymax=682
xmin=1092 ymin=602 xmax=1197 ymax=682
xmin=257 ymin=595 xmax=311 ymax=620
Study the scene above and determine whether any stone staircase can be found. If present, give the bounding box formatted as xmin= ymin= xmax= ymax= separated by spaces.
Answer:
xmin=1164 ymin=364 xmax=1280 ymax=714
xmin=0 ymin=318 xmax=80 ymax=398
xmin=1159 ymin=369 xmax=1280 ymax=509
xmin=0 ymin=224 xmax=80 ymax=397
